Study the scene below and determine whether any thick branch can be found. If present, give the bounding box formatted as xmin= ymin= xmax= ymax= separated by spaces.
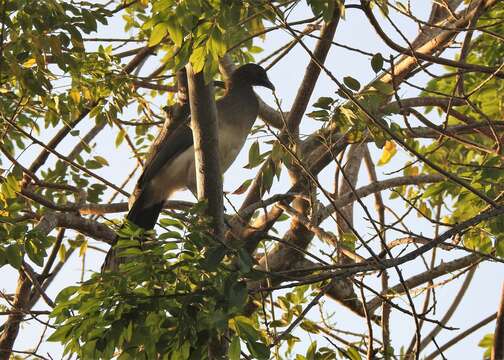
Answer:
xmin=239 ymin=5 xmax=343 ymax=218
xmin=381 ymin=96 xmax=465 ymax=114
xmin=492 ymin=281 xmax=504 ymax=360
xmin=78 ymin=199 xmax=193 ymax=215
xmin=336 ymin=143 xmax=366 ymax=236
xmin=366 ymin=253 xmax=482 ymax=312
xmin=319 ymin=174 xmax=444 ymax=222
xmin=362 ymin=0 xmax=503 ymax=85
xmin=186 ymin=64 xmax=224 ymax=240
xmin=0 ymin=273 xmax=31 ymax=360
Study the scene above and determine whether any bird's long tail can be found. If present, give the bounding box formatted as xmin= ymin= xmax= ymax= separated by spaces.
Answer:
xmin=126 ymin=188 xmax=164 ymax=231
xmin=102 ymin=188 xmax=164 ymax=271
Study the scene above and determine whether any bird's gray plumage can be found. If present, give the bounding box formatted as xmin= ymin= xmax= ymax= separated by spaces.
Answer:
xmin=125 ymin=63 xmax=274 ymax=231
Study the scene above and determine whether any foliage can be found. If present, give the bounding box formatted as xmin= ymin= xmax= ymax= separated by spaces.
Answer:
xmin=0 ymin=0 xmax=503 ymax=359
xmin=49 ymin=206 xmax=269 ymax=359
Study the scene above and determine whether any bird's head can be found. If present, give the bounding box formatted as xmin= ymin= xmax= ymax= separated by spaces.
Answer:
xmin=231 ymin=63 xmax=275 ymax=91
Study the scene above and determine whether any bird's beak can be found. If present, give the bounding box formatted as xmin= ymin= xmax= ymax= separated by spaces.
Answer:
xmin=263 ymin=78 xmax=275 ymax=91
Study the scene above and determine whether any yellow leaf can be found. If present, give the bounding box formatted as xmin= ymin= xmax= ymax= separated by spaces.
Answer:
xmin=189 ymin=46 xmax=206 ymax=73
xmin=82 ymin=87 xmax=92 ymax=100
xmin=377 ymin=140 xmax=397 ymax=166
xmin=79 ymin=240 xmax=88 ymax=257
xmin=58 ymin=244 xmax=66 ymax=262
xmin=140 ymin=0 xmax=148 ymax=5
xmin=22 ymin=58 xmax=36 ymax=68
xmin=148 ymin=23 xmax=168 ymax=47
xmin=70 ymin=89 xmax=81 ymax=103
xmin=404 ymin=164 xmax=419 ymax=176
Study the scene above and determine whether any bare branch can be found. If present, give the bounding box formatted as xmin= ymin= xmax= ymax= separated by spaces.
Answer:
xmin=319 ymin=174 xmax=443 ymax=222
xmin=492 ymin=281 xmax=504 ymax=360
xmin=424 ymin=313 xmax=497 ymax=360
xmin=367 ymin=254 xmax=482 ymax=312
xmin=187 ymin=64 xmax=224 ymax=240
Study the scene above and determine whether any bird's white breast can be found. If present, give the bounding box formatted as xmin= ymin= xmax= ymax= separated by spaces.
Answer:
xmin=150 ymin=146 xmax=196 ymax=201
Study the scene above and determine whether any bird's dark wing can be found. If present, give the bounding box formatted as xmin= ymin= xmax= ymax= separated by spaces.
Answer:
xmin=126 ymin=117 xmax=194 ymax=230
xmin=136 ymin=122 xmax=193 ymax=191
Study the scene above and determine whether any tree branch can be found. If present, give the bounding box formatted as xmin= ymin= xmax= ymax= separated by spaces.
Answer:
xmin=186 ymin=65 xmax=225 ymax=241
xmin=492 ymin=281 xmax=504 ymax=360
xmin=424 ymin=313 xmax=497 ymax=360
xmin=366 ymin=254 xmax=482 ymax=312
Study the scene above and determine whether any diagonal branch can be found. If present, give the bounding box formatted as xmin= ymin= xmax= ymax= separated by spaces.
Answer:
xmin=492 ymin=281 xmax=504 ymax=360
xmin=366 ymin=254 xmax=482 ymax=312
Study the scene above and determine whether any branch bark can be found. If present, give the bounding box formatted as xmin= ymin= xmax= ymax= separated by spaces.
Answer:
xmin=366 ymin=254 xmax=482 ymax=312
xmin=240 ymin=4 xmax=343 ymax=214
xmin=492 ymin=281 xmax=504 ymax=360
xmin=186 ymin=64 xmax=224 ymax=240
xmin=424 ymin=313 xmax=497 ymax=360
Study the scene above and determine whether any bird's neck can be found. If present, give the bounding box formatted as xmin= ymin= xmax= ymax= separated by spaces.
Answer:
xmin=225 ymin=78 xmax=254 ymax=95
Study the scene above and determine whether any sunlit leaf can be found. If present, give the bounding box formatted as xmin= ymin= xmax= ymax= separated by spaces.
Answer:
xmin=377 ymin=140 xmax=397 ymax=166
xmin=148 ymin=23 xmax=168 ymax=46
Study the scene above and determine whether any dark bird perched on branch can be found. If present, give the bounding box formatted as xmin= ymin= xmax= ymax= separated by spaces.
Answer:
xmin=103 ymin=64 xmax=274 ymax=270
xmin=127 ymin=63 xmax=274 ymax=230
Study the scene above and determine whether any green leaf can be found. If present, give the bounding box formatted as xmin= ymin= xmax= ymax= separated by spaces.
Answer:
xmin=54 ymin=286 xmax=80 ymax=303
xmin=228 ymin=336 xmax=241 ymax=360
xmin=171 ymin=340 xmax=190 ymax=360
xmin=306 ymin=109 xmax=329 ymax=120
xmin=313 ymin=96 xmax=333 ymax=110
xmin=0 ymin=247 xmax=6 ymax=267
xmin=94 ymin=156 xmax=109 ymax=166
xmin=148 ymin=23 xmax=168 ymax=47
xmin=228 ymin=281 xmax=248 ymax=310
xmin=247 ymin=341 xmax=270 ymax=360
xmin=306 ymin=341 xmax=317 ymax=360
xmin=300 ymin=320 xmax=320 ymax=334
xmin=79 ymin=239 xmax=88 ymax=257
xmin=118 ymin=248 xmax=142 ymax=257
xmin=115 ymin=129 xmax=125 ymax=148
xmin=371 ymin=53 xmax=384 ymax=73
xmin=167 ymin=20 xmax=184 ymax=47
xmin=58 ymin=244 xmax=66 ymax=262
xmin=234 ymin=316 xmax=260 ymax=342
xmin=5 ymin=244 xmax=22 ymax=269
xmin=246 ymin=141 xmax=261 ymax=168
xmin=478 ymin=333 xmax=494 ymax=358
xmin=69 ymin=88 xmax=81 ymax=103
xmin=343 ymin=76 xmax=361 ymax=91
xmin=85 ymin=159 xmax=103 ymax=169
xmin=47 ymin=324 xmax=73 ymax=342
xmin=202 ymin=245 xmax=226 ymax=271
xmin=25 ymin=239 xmax=44 ymax=266
xmin=377 ymin=0 xmax=389 ymax=16
xmin=238 ymin=248 xmax=253 ymax=273
xmin=203 ymin=56 xmax=219 ymax=83
xmin=260 ymin=161 xmax=275 ymax=195
xmin=347 ymin=347 xmax=362 ymax=360
xmin=371 ymin=80 xmax=394 ymax=95
xmin=189 ymin=46 xmax=206 ymax=73
xmin=207 ymin=28 xmax=226 ymax=59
